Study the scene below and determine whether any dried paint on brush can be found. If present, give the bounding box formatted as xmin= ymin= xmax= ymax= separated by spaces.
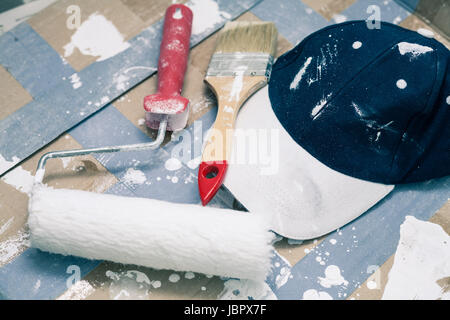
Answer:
xmin=186 ymin=0 xmax=231 ymax=35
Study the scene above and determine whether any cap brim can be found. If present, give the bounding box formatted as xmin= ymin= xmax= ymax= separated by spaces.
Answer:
xmin=223 ymin=86 xmax=394 ymax=240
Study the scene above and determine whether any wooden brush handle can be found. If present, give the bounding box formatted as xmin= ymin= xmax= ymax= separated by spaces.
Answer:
xmin=202 ymin=75 xmax=267 ymax=162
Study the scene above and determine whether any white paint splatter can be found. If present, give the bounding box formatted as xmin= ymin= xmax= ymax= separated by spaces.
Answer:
xmin=0 ymin=217 xmax=14 ymax=236
xmin=351 ymin=102 xmax=364 ymax=117
xmin=397 ymin=42 xmax=433 ymax=58
xmin=446 ymin=96 xmax=450 ymax=105
xmin=1 ymin=165 xmax=35 ymax=195
xmin=396 ymin=79 xmax=407 ymax=89
xmin=63 ymin=13 xmax=130 ymax=62
xmin=33 ymin=279 xmax=41 ymax=292
xmin=287 ymin=239 xmax=303 ymax=245
xmin=290 ymin=56 xmax=312 ymax=90
xmin=417 ymin=28 xmax=434 ymax=38
xmin=172 ymin=7 xmax=183 ymax=19
xmin=318 ymin=265 xmax=348 ymax=288
xmin=187 ymin=0 xmax=230 ymax=35
xmin=137 ymin=118 xmax=145 ymax=126
xmin=100 ymin=96 xmax=109 ymax=104
xmin=218 ymin=279 xmax=277 ymax=300
xmin=185 ymin=272 xmax=195 ymax=279
xmin=223 ymin=105 xmax=234 ymax=113
xmin=382 ymin=216 xmax=450 ymax=300
xmin=275 ymin=267 xmax=292 ymax=289
xmin=123 ymin=168 xmax=146 ymax=185
xmin=61 ymin=157 xmax=72 ymax=169
xmin=169 ymin=273 xmax=181 ymax=283
xmin=152 ymin=280 xmax=161 ymax=289
xmin=302 ymin=289 xmax=333 ymax=300
xmin=352 ymin=41 xmax=362 ymax=49
xmin=113 ymin=74 xmax=129 ymax=91
xmin=171 ymin=176 xmax=179 ymax=183
xmin=165 ymin=158 xmax=182 ymax=171
xmin=367 ymin=280 xmax=378 ymax=290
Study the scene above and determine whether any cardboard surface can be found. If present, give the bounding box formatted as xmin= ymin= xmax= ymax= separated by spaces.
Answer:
xmin=0 ymin=0 xmax=449 ymax=300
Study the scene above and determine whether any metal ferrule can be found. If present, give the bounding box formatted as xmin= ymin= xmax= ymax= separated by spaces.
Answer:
xmin=206 ymin=53 xmax=274 ymax=78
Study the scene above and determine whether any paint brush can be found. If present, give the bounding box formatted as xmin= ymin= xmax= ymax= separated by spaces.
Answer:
xmin=198 ymin=21 xmax=278 ymax=206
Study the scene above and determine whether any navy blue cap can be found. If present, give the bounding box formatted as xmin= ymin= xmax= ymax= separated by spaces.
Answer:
xmin=268 ymin=21 xmax=449 ymax=184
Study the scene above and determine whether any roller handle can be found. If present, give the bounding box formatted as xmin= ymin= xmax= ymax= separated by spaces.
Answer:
xmin=157 ymin=4 xmax=193 ymax=97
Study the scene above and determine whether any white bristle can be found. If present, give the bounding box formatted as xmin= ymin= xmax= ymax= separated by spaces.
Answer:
xmin=28 ymin=186 xmax=275 ymax=281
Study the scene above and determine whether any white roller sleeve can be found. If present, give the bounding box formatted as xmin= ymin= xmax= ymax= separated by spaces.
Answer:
xmin=28 ymin=186 xmax=275 ymax=281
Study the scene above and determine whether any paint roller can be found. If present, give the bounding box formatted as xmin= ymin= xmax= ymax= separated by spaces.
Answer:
xmin=26 ymin=4 xmax=275 ymax=282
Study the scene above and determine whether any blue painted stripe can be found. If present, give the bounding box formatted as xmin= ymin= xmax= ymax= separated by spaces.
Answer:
xmin=251 ymin=0 xmax=329 ymax=45
xmin=274 ymin=176 xmax=450 ymax=300
xmin=0 ymin=0 xmax=264 ymax=175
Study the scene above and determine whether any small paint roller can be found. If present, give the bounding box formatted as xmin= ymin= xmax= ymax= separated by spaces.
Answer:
xmin=26 ymin=5 xmax=275 ymax=281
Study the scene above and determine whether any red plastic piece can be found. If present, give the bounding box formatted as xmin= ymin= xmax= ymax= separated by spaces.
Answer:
xmin=198 ymin=161 xmax=228 ymax=206
xmin=143 ymin=4 xmax=193 ymax=130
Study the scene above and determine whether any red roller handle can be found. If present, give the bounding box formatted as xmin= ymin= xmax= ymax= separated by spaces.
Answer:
xmin=157 ymin=4 xmax=193 ymax=96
